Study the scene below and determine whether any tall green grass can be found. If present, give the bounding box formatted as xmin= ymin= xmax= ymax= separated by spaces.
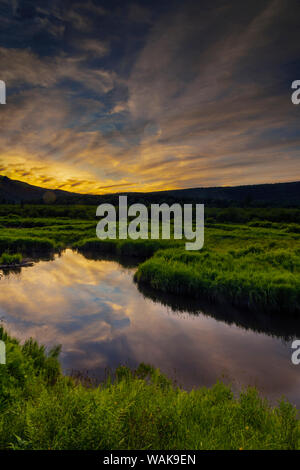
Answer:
xmin=74 ymin=237 xmax=181 ymax=258
xmin=0 ymin=205 xmax=299 ymax=313
xmin=0 ymin=328 xmax=299 ymax=450
xmin=135 ymin=247 xmax=300 ymax=313
xmin=0 ymin=252 xmax=22 ymax=265
xmin=0 ymin=236 xmax=55 ymax=254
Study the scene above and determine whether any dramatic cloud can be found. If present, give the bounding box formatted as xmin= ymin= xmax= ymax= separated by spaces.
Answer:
xmin=0 ymin=0 xmax=299 ymax=193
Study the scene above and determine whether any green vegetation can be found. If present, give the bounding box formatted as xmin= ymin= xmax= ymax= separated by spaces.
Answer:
xmin=0 ymin=203 xmax=299 ymax=223
xmin=0 ymin=236 xmax=55 ymax=255
xmin=0 ymin=205 xmax=300 ymax=449
xmin=0 ymin=252 xmax=22 ymax=265
xmin=0 ymin=327 xmax=299 ymax=450
xmin=135 ymin=246 xmax=300 ymax=313
xmin=74 ymin=237 xmax=180 ymax=258
xmin=0 ymin=204 xmax=299 ymax=313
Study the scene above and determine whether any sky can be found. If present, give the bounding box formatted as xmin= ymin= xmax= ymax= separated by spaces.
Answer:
xmin=0 ymin=0 xmax=299 ymax=194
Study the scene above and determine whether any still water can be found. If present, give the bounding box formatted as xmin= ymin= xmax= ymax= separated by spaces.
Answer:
xmin=0 ymin=249 xmax=299 ymax=406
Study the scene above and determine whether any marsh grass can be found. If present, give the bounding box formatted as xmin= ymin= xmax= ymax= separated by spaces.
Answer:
xmin=74 ymin=237 xmax=181 ymax=259
xmin=0 ymin=252 xmax=22 ymax=265
xmin=0 ymin=328 xmax=299 ymax=450
xmin=0 ymin=236 xmax=55 ymax=255
xmin=0 ymin=205 xmax=299 ymax=312
xmin=1 ymin=206 xmax=299 ymax=449
xmin=135 ymin=246 xmax=300 ymax=313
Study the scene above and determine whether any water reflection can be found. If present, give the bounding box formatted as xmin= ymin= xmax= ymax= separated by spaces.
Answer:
xmin=137 ymin=283 xmax=300 ymax=341
xmin=0 ymin=249 xmax=300 ymax=406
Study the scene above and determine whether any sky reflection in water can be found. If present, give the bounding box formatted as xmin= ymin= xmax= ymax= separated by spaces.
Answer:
xmin=0 ymin=249 xmax=299 ymax=406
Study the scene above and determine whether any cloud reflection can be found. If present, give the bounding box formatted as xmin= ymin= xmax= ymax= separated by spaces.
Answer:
xmin=0 ymin=249 xmax=299 ymax=406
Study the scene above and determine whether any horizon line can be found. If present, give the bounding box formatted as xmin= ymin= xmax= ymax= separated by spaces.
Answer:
xmin=0 ymin=174 xmax=299 ymax=197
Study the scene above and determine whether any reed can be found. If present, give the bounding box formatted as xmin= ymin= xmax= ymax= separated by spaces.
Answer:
xmin=0 ymin=328 xmax=299 ymax=450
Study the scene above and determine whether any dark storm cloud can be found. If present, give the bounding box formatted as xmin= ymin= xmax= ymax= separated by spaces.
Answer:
xmin=0 ymin=0 xmax=299 ymax=192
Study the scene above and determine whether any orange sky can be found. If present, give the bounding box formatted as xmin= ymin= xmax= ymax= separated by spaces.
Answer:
xmin=0 ymin=0 xmax=300 ymax=194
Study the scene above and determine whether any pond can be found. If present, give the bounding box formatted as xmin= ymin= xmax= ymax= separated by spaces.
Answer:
xmin=1 ymin=249 xmax=300 ymax=406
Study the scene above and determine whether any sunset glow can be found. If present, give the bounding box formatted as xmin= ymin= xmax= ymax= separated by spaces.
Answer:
xmin=0 ymin=0 xmax=299 ymax=193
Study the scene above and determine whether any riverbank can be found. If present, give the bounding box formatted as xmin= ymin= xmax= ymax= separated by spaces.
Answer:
xmin=134 ymin=246 xmax=300 ymax=313
xmin=0 ymin=327 xmax=299 ymax=450
xmin=0 ymin=205 xmax=299 ymax=313
xmin=75 ymin=223 xmax=300 ymax=313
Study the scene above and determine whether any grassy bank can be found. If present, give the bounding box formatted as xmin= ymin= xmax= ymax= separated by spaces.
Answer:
xmin=135 ymin=246 xmax=300 ymax=313
xmin=0 ymin=252 xmax=22 ymax=265
xmin=0 ymin=327 xmax=299 ymax=450
xmin=0 ymin=205 xmax=299 ymax=313
xmin=74 ymin=237 xmax=181 ymax=259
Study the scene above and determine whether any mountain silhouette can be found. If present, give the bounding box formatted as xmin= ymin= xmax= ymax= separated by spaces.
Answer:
xmin=0 ymin=175 xmax=299 ymax=207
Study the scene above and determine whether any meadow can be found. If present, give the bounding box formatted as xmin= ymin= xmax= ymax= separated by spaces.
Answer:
xmin=0 ymin=326 xmax=299 ymax=450
xmin=0 ymin=204 xmax=300 ymax=450
xmin=0 ymin=204 xmax=299 ymax=313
